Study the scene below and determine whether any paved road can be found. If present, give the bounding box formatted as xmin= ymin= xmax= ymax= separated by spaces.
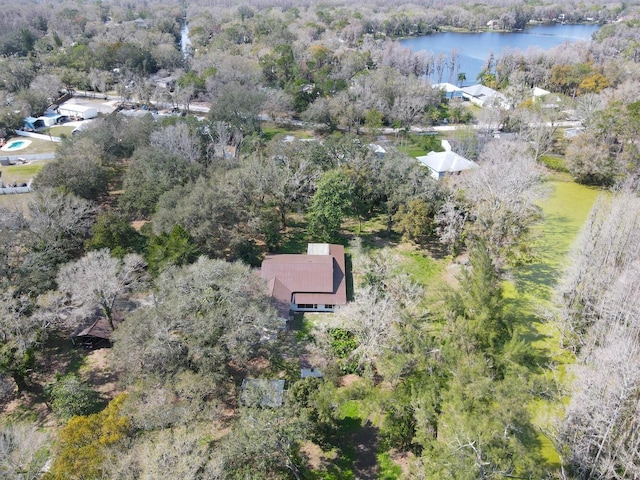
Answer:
xmin=71 ymin=90 xmax=584 ymax=131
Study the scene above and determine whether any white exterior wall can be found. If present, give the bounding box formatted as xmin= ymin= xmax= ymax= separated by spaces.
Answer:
xmin=290 ymin=303 xmax=336 ymax=313
xmin=58 ymin=105 xmax=98 ymax=119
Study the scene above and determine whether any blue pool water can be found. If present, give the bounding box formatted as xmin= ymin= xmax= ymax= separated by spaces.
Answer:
xmin=6 ymin=141 xmax=25 ymax=150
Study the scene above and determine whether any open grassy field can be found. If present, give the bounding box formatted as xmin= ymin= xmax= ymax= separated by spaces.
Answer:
xmin=503 ymin=179 xmax=600 ymax=466
xmin=270 ymin=171 xmax=601 ymax=476
xmin=262 ymin=124 xmax=315 ymax=142
xmin=0 ymin=161 xmax=47 ymax=184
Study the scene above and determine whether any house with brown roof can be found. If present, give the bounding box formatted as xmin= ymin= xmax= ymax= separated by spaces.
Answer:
xmin=260 ymin=243 xmax=347 ymax=319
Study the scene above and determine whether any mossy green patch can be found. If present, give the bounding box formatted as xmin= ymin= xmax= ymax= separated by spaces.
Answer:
xmin=504 ymin=179 xmax=600 ymax=467
xmin=537 ymin=432 xmax=561 ymax=468
xmin=514 ymin=180 xmax=600 ymax=301
xmin=337 ymin=400 xmax=361 ymax=422
xmin=539 ymin=154 xmax=568 ymax=173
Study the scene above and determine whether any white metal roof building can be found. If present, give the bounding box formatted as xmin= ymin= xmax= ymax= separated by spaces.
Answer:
xmin=417 ymin=151 xmax=479 ymax=180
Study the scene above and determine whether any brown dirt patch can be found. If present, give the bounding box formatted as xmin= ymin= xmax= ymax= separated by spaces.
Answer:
xmin=81 ymin=348 xmax=120 ymax=399
xmin=339 ymin=374 xmax=361 ymax=387
xmin=442 ymin=263 xmax=461 ymax=287
xmin=390 ymin=450 xmax=415 ymax=476
xmin=131 ymin=220 xmax=149 ymax=231
xmin=300 ymin=441 xmax=332 ymax=471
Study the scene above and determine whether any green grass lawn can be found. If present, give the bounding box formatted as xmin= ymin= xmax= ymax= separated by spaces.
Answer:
xmin=46 ymin=125 xmax=76 ymax=137
xmin=262 ymin=124 xmax=314 ymax=142
xmin=398 ymin=144 xmax=429 ymax=158
xmin=539 ymin=154 xmax=568 ymax=173
xmin=286 ymin=180 xmax=599 ymax=475
xmin=503 ymin=179 xmax=600 ymax=467
xmin=377 ymin=452 xmax=402 ymax=479
xmin=0 ymin=162 xmax=48 ymax=212
xmin=1 ymin=162 xmax=47 ymax=184
xmin=399 ymin=249 xmax=444 ymax=289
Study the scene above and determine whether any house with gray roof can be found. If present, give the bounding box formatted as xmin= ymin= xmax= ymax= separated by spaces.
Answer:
xmin=461 ymin=84 xmax=510 ymax=109
xmin=417 ymin=143 xmax=478 ymax=180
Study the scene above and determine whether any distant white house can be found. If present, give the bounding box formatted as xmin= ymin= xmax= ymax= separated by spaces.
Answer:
xmin=417 ymin=146 xmax=478 ymax=180
xmin=432 ymin=82 xmax=464 ymax=99
xmin=532 ymin=87 xmax=551 ymax=98
xmin=368 ymin=143 xmax=387 ymax=157
xmin=58 ymin=104 xmax=98 ymax=120
xmin=461 ymin=84 xmax=510 ymax=109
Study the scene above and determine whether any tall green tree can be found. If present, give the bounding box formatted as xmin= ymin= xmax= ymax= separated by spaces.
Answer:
xmin=34 ymin=137 xmax=109 ymax=200
xmin=448 ymin=244 xmax=508 ymax=357
xmin=85 ymin=212 xmax=146 ymax=258
xmin=306 ymin=169 xmax=353 ymax=242
xmin=145 ymin=225 xmax=200 ymax=276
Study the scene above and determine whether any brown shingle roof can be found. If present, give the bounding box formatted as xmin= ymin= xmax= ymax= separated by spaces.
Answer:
xmin=75 ymin=317 xmax=119 ymax=340
xmin=260 ymin=244 xmax=347 ymax=313
xmin=261 ymin=254 xmax=334 ymax=293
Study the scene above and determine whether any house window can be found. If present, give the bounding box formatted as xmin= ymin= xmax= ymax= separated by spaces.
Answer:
xmin=297 ymin=304 xmax=316 ymax=309
xmin=325 ymin=304 xmax=334 ymax=309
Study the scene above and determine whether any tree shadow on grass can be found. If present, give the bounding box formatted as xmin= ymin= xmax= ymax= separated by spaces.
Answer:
xmin=278 ymin=218 xmax=309 ymax=254
xmin=514 ymin=212 xmax=577 ymax=300
xmin=513 ymin=261 xmax=559 ymax=302
xmin=345 ymin=253 xmax=354 ymax=302
xmin=311 ymin=417 xmax=380 ymax=480
xmin=503 ymin=294 xmax=555 ymax=370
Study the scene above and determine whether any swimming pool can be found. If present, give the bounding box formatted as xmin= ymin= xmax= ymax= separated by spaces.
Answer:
xmin=1 ymin=139 xmax=32 ymax=152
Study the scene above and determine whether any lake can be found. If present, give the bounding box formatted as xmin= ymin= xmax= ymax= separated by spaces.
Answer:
xmin=399 ymin=24 xmax=600 ymax=85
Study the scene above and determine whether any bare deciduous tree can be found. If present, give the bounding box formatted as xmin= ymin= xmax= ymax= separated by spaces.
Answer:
xmin=456 ymin=139 xmax=544 ymax=265
xmin=0 ymin=423 xmax=49 ymax=480
xmin=150 ymin=123 xmax=202 ymax=164
xmin=560 ymin=323 xmax=640 ymax=479
xmin=57 ymin=249 xmax=147 ymax=330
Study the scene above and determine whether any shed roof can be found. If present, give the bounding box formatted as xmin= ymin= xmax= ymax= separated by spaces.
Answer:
xmin=74 ymin=317 xmax=119 ymax=340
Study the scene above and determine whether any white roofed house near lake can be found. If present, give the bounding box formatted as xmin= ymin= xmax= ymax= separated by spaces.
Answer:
xmin=417 ymin=140 xmax=478 ymax=180
xmin=461 ymin=84 xmax=511 ymax=110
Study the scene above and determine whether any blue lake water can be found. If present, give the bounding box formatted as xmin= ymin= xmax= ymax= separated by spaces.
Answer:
xmin=399 ymin=24 xmax=600 ymax=84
